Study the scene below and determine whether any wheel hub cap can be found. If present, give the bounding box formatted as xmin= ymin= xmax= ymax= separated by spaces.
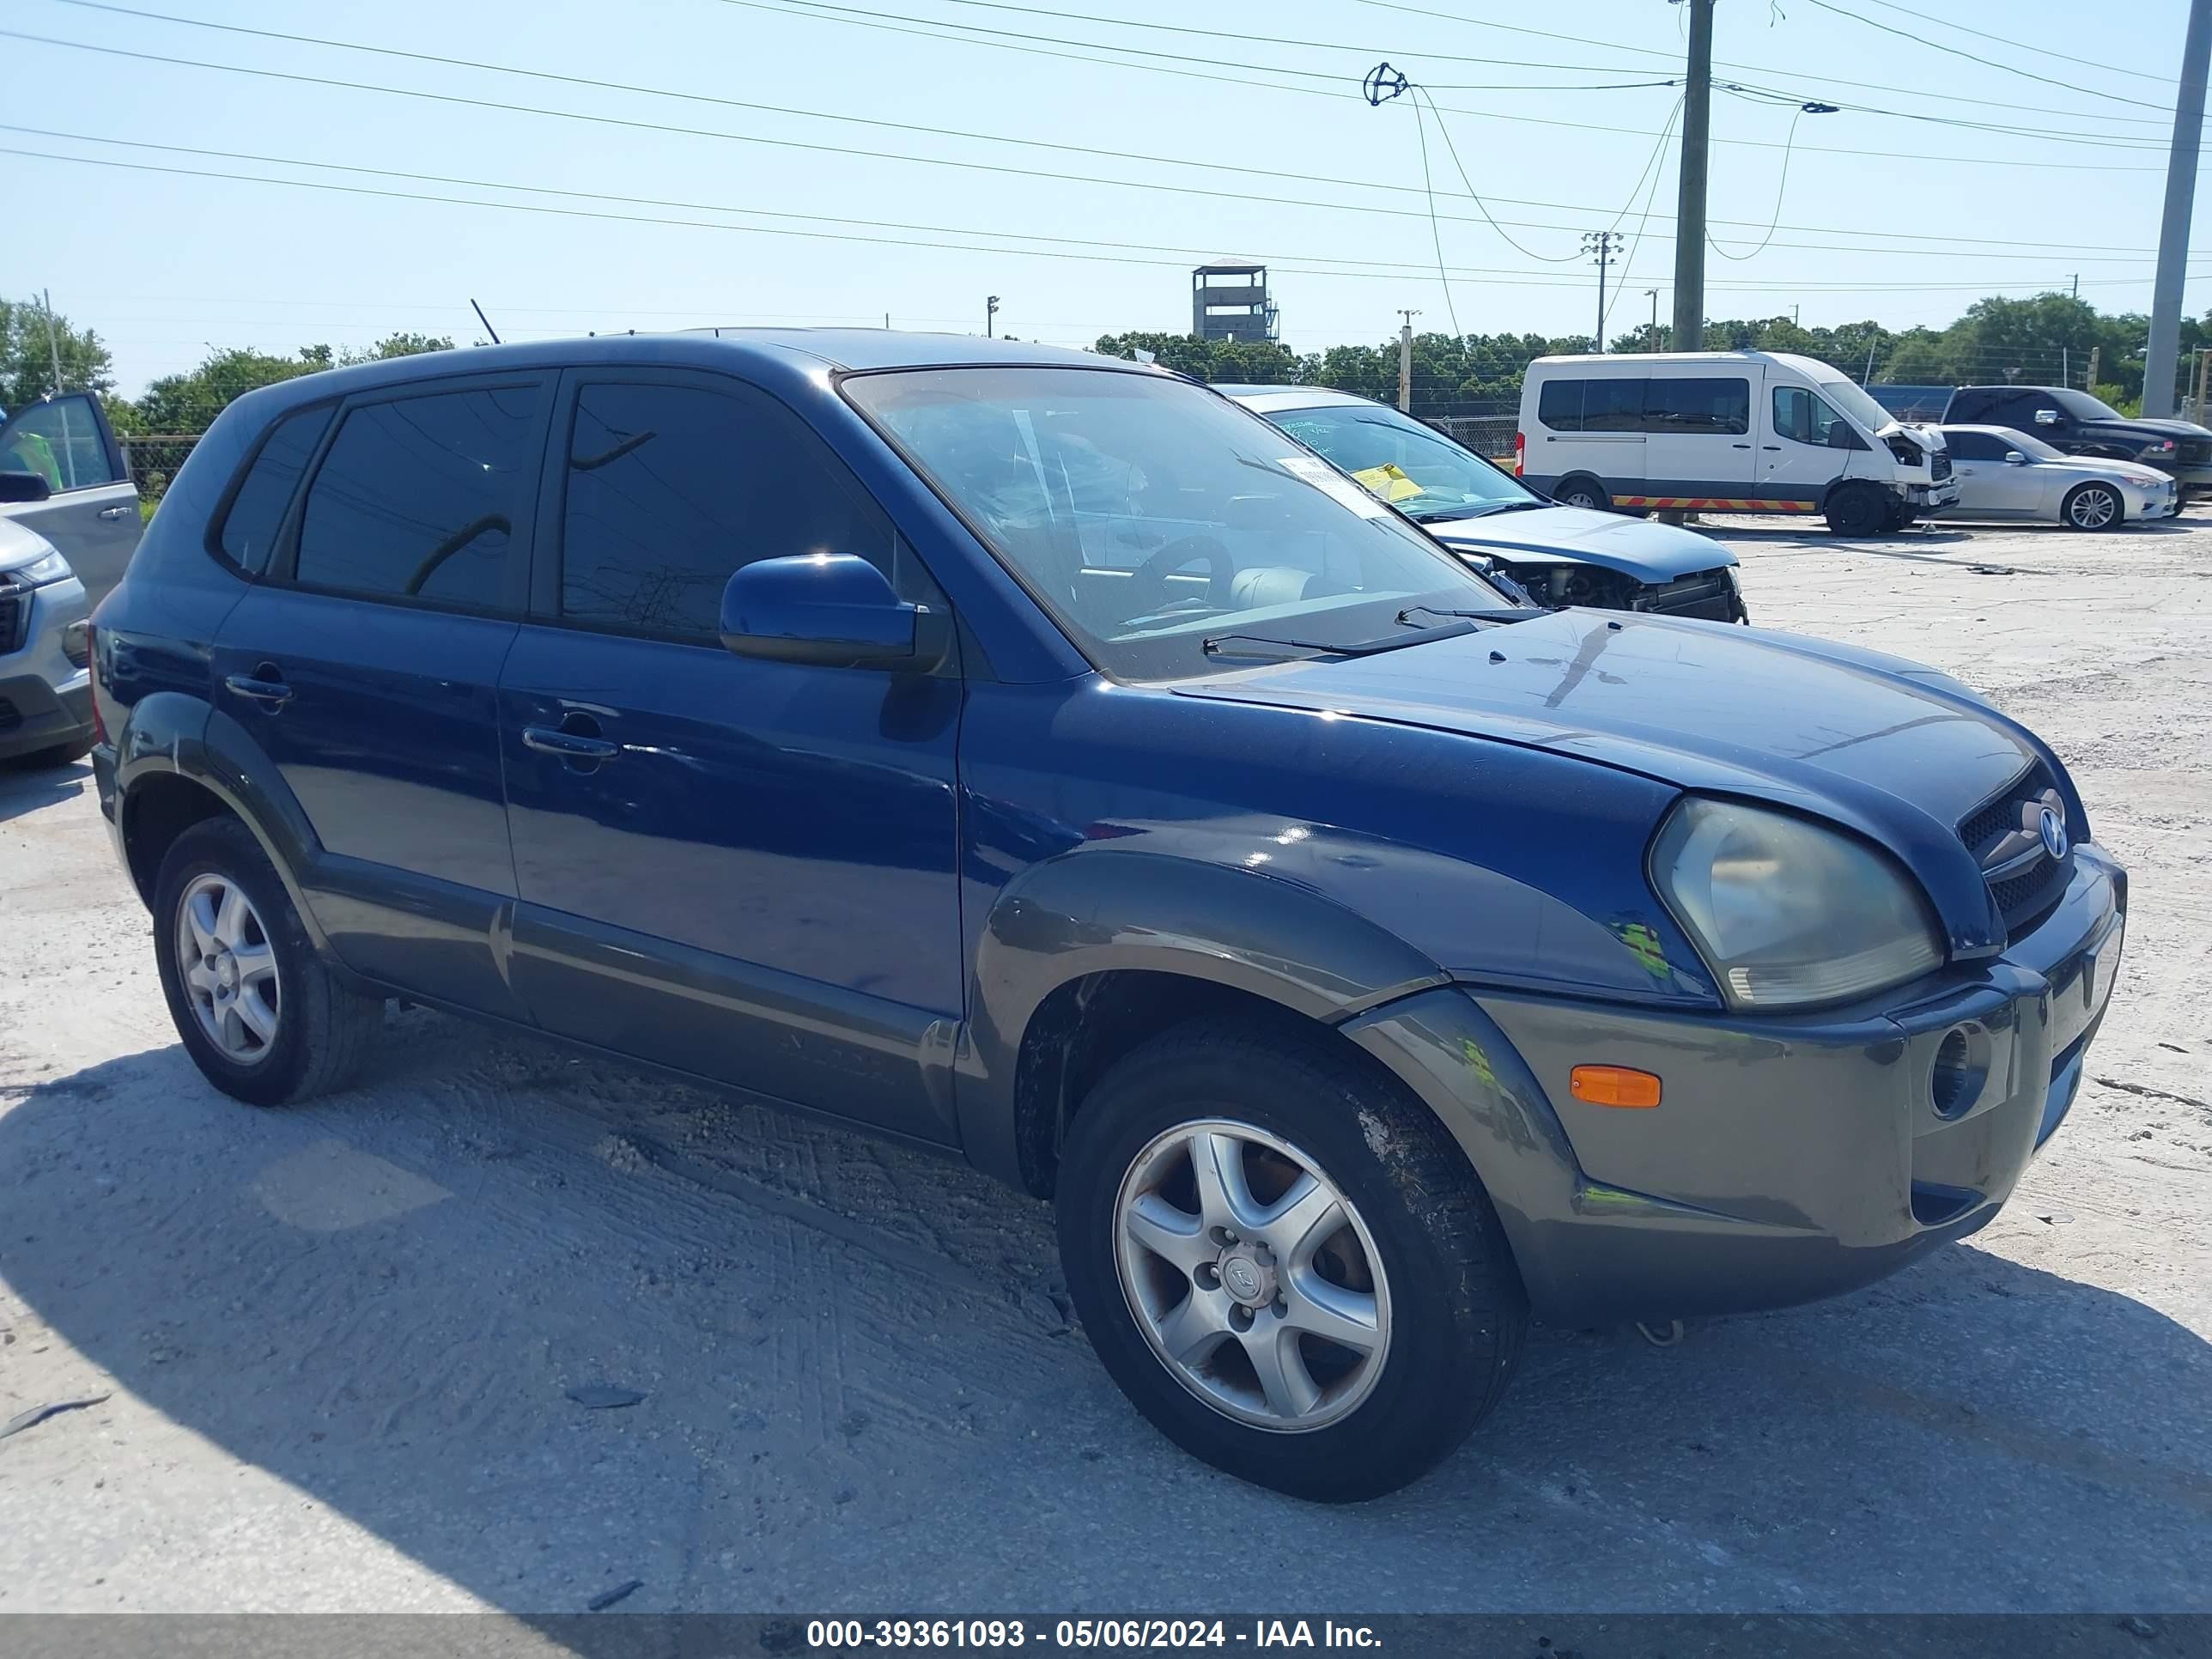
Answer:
xmin=1218 ymin=1246 xmax=1275 ymax=1308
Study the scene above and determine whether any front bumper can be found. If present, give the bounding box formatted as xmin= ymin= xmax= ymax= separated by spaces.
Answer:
xmin=2124 ymin=477 xmax=2181 ymax=520
xmin=1347 ymin=845 xmax=2125 ymax=1326
xmin=1904 ymin=479 xmax=1960 ymax=508
xmin=0 ymin=666 xmax=91 ymax=760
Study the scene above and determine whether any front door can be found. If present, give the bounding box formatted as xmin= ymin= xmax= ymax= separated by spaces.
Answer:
xmin=1761 ymin=380 xmax=1863 ymax=512
xmin=210 ymin=374 xmax=550 ymax=1017
xmin=498 ymin=369 xmax=965 ymax=1144
xmin=0 ymin=393 xmax=143 ymax=605
xmin=1941 ymin=428 xmax=2041 ymax=518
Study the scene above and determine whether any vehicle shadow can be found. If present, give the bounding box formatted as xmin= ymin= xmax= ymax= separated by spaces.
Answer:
xmin=3 ymin=1024 xmax=2208 ymax=1616
xmin=0 ymin=756 xmax=89 ymax=825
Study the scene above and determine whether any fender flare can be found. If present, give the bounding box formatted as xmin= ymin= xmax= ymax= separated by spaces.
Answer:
xmin=955 ymin=848 xmax=1449 ymax=1187
xmin=112 ymin=693 xmax=335 ymax=956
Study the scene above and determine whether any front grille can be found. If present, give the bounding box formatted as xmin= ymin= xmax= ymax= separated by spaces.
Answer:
xmin=0 ymin=576 xmax=26 ymax=654
xmin=1930 ymin=450 xmax=1953 ymax=482
xmin=1959 ymin=760 xmax=2073 ymax=937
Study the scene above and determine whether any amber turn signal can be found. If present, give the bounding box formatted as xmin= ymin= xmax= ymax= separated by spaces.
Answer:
xmin=1569 ymin=1065 xmax=1662 ymax=1109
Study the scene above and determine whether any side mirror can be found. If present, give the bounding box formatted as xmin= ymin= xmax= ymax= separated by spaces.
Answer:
xmin=719 ymin=553 xmax=947 ymax=671
xmin=0 ymin=469 xmax=52 ymax=504
xmin=2003 ymin=451 xmax=2027 ymax=466
xmin=2033 ymin=409 xmax=2060 ymax=426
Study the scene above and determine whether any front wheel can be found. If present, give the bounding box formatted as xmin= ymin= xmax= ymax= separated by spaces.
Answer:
xmin=2061 ymin=481 xmax=2122 ymax=531
xmin=1056 ymin=1020 xmax=1527 ymax=1501
xmin=1825 ymin=482 xmax=1892 ymax=537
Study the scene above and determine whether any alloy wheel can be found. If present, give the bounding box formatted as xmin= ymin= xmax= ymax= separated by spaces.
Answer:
xmin=1113 ymin=1119 xmax=1391 ymax=1432
xmin=2070 ymin=486 xmax=2118 ymax=529
xmin=176 ymin=872 xmax=282 ymax=1064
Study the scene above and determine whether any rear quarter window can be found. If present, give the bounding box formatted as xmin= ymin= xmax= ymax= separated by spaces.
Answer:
xmin=215 ymin=404 xmax=335 ymax=575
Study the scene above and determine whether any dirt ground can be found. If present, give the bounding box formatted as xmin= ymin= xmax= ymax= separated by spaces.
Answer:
xmin=1 ymin=514 xmax=2208 ymax=1615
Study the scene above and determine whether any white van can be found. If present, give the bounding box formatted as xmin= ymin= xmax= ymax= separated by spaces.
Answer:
xmin=1517 ymin=351 xmax=1957 ymax=535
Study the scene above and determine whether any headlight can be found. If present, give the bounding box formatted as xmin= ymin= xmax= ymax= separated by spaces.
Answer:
xmin=2 ymin=547 xmax=72 ymax=588
xmin=1650 ymin=798 xmax=1943 ymax=1009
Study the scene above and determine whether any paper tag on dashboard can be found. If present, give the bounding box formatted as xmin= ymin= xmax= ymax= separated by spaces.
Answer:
xmin=1278 ymin=455 xmax=1389 ymax=519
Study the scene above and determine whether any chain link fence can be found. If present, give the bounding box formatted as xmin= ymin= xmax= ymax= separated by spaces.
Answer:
xmin=1432 ymin=414 xmax=1518 ymax=465
xmin=118 ymin=434 xmax=202 ymax=506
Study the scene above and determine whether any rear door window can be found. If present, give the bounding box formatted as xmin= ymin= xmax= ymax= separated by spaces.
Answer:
xmin=1535 ymin=379 xmax=1585 ymax=432
xmin=1536 ymin=377 xmax=1646 ymax=433
xmin=1645 ymin=377 xmax=1749 ymax=435
xmin=294 ymin=383 xmax=544 ymax=610
xmin=217 ymin=404 xmax=334 ymax=574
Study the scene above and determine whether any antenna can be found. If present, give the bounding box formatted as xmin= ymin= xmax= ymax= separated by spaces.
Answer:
xmin=469 ymin=298 xmax=501 ymax=345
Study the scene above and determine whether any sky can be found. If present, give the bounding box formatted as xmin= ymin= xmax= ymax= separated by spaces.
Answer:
xmin=7 ymin=0 xmax=2208 ymax=397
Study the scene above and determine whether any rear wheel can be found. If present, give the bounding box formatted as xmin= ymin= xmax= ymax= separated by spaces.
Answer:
xmin=153 ymin=817 xmax=383 ymax=1106
xmin=1552 ymin=474 xmax=1611 ymax=512
xmin=1825 ymin=482 xmax=1891 ymax=537
xmin=1056 ymin=1019 xmax=1527 ymax=1501
xmin=2061 ymin=481 xmax=2122 ymax=531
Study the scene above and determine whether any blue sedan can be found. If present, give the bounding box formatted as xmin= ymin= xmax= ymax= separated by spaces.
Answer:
xmin=1228 ymin=385 xmax=1747 ymax=620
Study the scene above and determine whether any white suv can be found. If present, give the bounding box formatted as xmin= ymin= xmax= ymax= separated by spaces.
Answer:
xmin=0 ymin=514 xmax=93 ymax=768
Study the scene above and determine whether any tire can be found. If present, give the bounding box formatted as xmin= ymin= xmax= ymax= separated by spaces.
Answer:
xmin=1056 ymin=1018 xmax=1528 ymax=1502
xmin=1553 ymin=475 xmax=1611 ymax=513
xmin=152 ymin=816 xmax=382 ymax=1106
xmin=1824 ymin=482 xmax=1890 ymax=537
xmin=2061 ymin=481 xmax=2123 ymax=532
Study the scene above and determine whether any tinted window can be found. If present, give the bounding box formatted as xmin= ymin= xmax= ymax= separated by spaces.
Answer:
xmin=1943 ymin=429 xmax=2002 ymax=461
xmin=1947 ymin=389 xmax=1996 ymax=422
xmin=1535 ymin=377 xmax=1646 ymax=433
xmin=1645 ymin=377 xmax=1749 ymax=435
xmin=218 ymin=404 xmax=334 ymax=574
xmin=295 ymin=385 xmax=541 ymax=609
xmin=559 ymin=380 xmax=902 ymax=639
xmin=0 ymin=393 xmax=116 ymax=491
xmin=1771 ymin=386 xmax=1862 ymax=449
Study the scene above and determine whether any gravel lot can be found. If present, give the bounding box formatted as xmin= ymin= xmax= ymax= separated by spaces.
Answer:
xmin=2 ymin=514 xmax=2208 ymax=1615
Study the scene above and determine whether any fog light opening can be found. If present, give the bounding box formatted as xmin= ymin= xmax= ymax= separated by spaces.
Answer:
xmin=1929 ymin=1024 xmax=1990 ymax=1120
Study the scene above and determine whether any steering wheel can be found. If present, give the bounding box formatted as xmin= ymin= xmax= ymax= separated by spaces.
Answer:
xmin=1124 ymin=533 xmax=1234 ymax=619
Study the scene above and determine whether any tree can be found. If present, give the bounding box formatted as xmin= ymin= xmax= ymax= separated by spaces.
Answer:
xmin=122 ymin=334 xmax=458 ymax=435
xmin=0 ymin=295 xmax=115 ymax=410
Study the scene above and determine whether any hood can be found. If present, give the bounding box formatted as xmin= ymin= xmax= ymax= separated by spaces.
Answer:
xmin=2079 ymin=416 xmax=2212 ymax=442
xmin=0 ymin=514 xmax=63 ymax=571
xmin=2044 ymin=456 xmax=2168 ymax=483
xmin=1175 ymin=610 xmax=2046 ymax=947
xmin=1421 ymin=504 xmax=1731 ymax=580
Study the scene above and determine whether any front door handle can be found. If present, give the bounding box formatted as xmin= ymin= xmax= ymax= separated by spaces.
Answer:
xmin=96 ymin=504 xmax=132 ymax=520
xmin=522 ymin=723 xmax=620 ymax=761
xmin=1731 ymin=442 xmax=1752 ymax=449
xmin=1761 ymin=445 xmax=1783 ymax=452
xmin=224 ymin=672 xmax=294 ymax=705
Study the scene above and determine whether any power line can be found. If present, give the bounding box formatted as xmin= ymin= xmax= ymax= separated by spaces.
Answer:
xmin=10 ymin=138 xmax=2192 ymax=301
xmin=1838 ymin=0 xmax=2177 ymax=84
xmin=10 ymin=18 xmax=2190 ymax=286
xmin=1798 ymin=0 xmax=2177 ymax=113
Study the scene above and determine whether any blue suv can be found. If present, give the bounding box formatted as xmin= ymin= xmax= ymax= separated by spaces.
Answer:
xmin=91 ymin=332 xmax=2126 ymax=1500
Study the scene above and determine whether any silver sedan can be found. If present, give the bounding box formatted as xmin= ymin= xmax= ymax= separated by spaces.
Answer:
xmin=1936 ymin=424 xmax=2179 ymax=528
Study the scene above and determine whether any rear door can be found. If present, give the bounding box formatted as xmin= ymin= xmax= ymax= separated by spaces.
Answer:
xmin=1641 ymin=373 xmax=1753 ymax=501
xmin=210 ymin=373 xmax=550 ymax=1017
xmin=1529 ymin=373 xmax=1644 ymax=497
xmin=497 ymin=367 xmax=965 ymax=1143
xmin=0 ymin=393 xmax=142 ymax=605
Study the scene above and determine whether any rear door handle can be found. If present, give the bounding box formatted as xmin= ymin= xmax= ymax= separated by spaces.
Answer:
xmin=1761 ymin=445 xmax=1783 ymax=452
xmin=96 ymin=505 xmax=132 ymax=520
xmin=522 ymin=724 xmax=620 ymax=761
xmin=224 ymin=672 xmax=294 ymax=704
xmin=1731 ymin=442 xmax=1752 ymax=449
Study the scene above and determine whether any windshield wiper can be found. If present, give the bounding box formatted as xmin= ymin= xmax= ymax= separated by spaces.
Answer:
xmin=1406 ymin=498 xmax=1546 ymax=523
xmin=1201 ymin=622 xmax=1475 ymax=660
xmin=1395 ymin=604 xmax=1536 ymax=626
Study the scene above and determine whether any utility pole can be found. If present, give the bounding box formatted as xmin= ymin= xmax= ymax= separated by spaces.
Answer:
xmin=2071 ymin=274 xmax=2080 ymax=300
xmin=2088 ymin=344 xmax=2103 ymax=389
xmin=1583 ymin=231 xmax=1623 ymax=352
xmin=1671 ymin=0 xmax=1715 ymax=353
xmin=1396 ymin=309 xmax=1419 ymax=411
xmin=40 ymin=289 xmax=65 ymax=397
xmin=2143 ymin=0 xmax=2211 ymax=416
xmin=1644 ymin=289 xmax=1660 ymax=351
xmin=2196 ymin=345 xmax=2211 ymax=422
xmin=986 ymin=295 xmax=1000 ymax=338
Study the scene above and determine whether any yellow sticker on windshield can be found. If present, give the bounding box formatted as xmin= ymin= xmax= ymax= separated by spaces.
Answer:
xmin=1350 ymin=462 xmax=1425 ymax=503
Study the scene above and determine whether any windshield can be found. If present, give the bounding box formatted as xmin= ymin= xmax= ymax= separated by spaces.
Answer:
xmin=844 ymin=367 xmax=1515 ymax=682
xmin=1994 ymin=427 xmax=2068 ymax=462
xmin=1812 ymin=374 xmax=1899 ymax=437
xmin=1258 ymin=401 xmax=1536 ymax=520
xmin=2051 ymin=387 xmax=2126 ymax=422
